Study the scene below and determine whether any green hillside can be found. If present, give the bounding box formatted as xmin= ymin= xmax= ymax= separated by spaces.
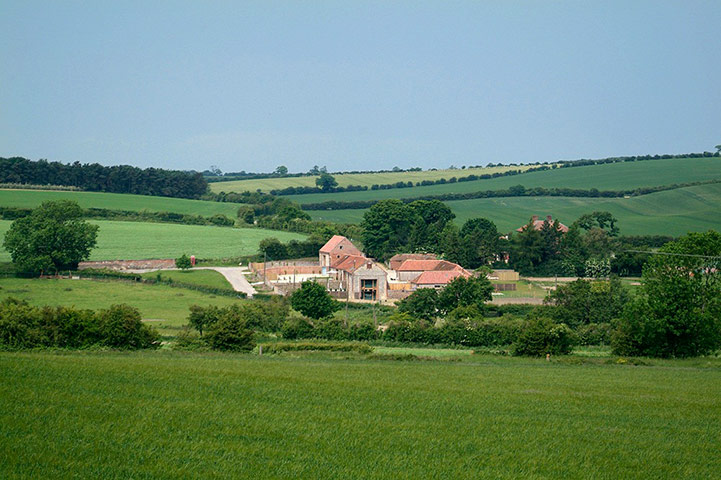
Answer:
xmin=0 ymin=220 xmax=305 ymax=261
xmin=290 ymin=157 xmax=721 ymax=204
xmin=0 ymin=189 xmax=239 ymax=217
xmin=209 ymin=164 xmax=540 ymax=192
xmin=310 ymin=183 xmax=721 ymax=236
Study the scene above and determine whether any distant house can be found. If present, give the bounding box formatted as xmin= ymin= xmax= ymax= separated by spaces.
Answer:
xmin=516 ymin=215 xmax=569 ymax=233
xmin=319 ymin=235 xmax=364 ymax=269
xmin=395 ymin=259 xmax=466 ymax=282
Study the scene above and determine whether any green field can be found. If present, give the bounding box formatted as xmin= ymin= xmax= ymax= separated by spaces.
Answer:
xmin=1 ymin=350 xmax=719 ymax=478
xmin=0 ymin=189 xmax=240 ymax=217
xmin=139 ymin=269 xmax=232 ymax=290
xmin=311 ymin=183 xmax=721 ymax=236
xmin=289 ymin=157 xmax=721 ymax=204
xmin=0 ymin=277 xmax=240 ymax=332
xmin=210 ymin=164 xmax=542 ymax=192
xmin=0 ymin=220 xmax=306 ymax=261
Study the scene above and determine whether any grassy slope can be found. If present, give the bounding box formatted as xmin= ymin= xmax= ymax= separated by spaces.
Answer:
xmin=290 ymin=157 xmax=721 ymax=204
xmin=210 ymin=164 xmax=539 ymax=192
xmin=0 ymin=277 xmax=240 ymax=331
xmin=1 ymin=351 xmax=719 ymax=479
xmin=311 ymin=183 xmax=721 ymax=236
xmin=0 ymin=220 xmax=306 ymax=261
xmin=0 ymin=189 xmax=240 ymax=217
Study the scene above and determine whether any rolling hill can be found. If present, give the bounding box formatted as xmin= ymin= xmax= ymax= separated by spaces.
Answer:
xmin=289 ymin=157 xmax=721 ymax=204
xmin=309 ymin=183 xmax=721 ymax=236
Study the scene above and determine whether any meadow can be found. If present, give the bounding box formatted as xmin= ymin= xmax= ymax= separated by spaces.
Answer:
xmin=0 ymin=220 xmax=306 ymax=261
xmin=1 ymin=350 xmax=719 ymax=479
xmin=311 ymin=183 xmax=721 ymax=236
xmin=288 ymin=157 xmax=721 ymax=204
xmin=0 ymin=277 xmax=241 ymax=333
xmin=209 ymin=164 xmax=539 ymax=192
xmin=140 ymin=269 xmax=232 ymax=289
xmin=0 ymin=189 xmax=240 ymax=217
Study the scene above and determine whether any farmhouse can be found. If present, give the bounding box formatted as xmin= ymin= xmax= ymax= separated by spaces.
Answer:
xmin=516 ymin=215 xmax=569 ymax=233
xmin=319 ymin=235 xmax=364 ymax=270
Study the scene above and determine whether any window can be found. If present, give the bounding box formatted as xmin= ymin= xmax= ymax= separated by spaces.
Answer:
xmin=361 ymin=279 xmax=377 ymax=300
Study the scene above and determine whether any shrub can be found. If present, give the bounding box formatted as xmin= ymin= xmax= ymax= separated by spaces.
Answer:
xmin=281 ymin=317 xmax=315 ymax=340
xmin=175 ymin=254 xmax=192 ymax=270
xmin=290 ymin=281 xmax=340 ymax=319
xmin=513 ymin=316 xmax=576 ymax=356
xmin=96 ymin=304 xmax=160 ymax=349
xmin=577 ymin=323 xmax=612 ymax=346
xmin=173 ymin=326 xmax=208 ymax=351
xmin=314 ymin=318 xmax=347 ymax=341
xmin=205 ymin=311 xmax=256 ymax=352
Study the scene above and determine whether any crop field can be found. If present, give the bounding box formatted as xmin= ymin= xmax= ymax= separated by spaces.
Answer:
xmin=289 ymin=157 xmax=721 ymax=204
xmin=0 ymin=189 xmax=240 ymax=217
xmin=210 ymin=164 xmax=541 ymax=192
xmin=1 ymin=351 xmax=719 ymax=479
xmin=311 ymin=183 xmax=721 ymax=236
xmin=0 ymin=220 xmax=306 ymax=261
xmin=0 ymin=277 xmax=241 ymax=332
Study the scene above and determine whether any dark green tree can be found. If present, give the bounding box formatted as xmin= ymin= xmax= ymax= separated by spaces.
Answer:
xmin=315 ymin=172 xmax=338 ymax=191
xmin=397 ymin=288 xmax=439 ymax=321
xmin=612 ymin=231 xmax=721 ymax=357
xmin=175 ymin=254 xmax=192 ymax=270
xmin=545 ymin=278 xmax=629 ymax=328
xmin=3 ymin=200 xmax=99 ymax=275
xmin=290 ymin=280 xmax=340 ymax=319
xmin=408 ymin=200 xmax=455 ymax=253
xmin=360 ymin=199 xmax=413 ymax=260
xmin=437 ymin=275 xmax=494 ymax=316
xmin=275 ymin=165 xmax=288 ymax=175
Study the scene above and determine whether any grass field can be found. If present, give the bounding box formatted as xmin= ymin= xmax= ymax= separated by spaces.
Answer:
xmin=1 ymin=350 xmax=719 ymax=478
xmin=0 ymin=189 xmax=240 ymax=217
xmin=139 ymin=269 xmax=233 ymax=289
xmin=0 ymin=220 xmax=306 ymax=261
xmin=0 ymin=277 xmax=241 ymax=332
xmin=311 ymin=183 xmax=721 ymax=236
xmin=289 ymin=157 xmax=721 ymax=204
xmin=209 ymin=164 xmax=540 ymax=192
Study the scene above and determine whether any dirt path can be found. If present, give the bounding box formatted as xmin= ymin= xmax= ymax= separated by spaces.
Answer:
xmin=203 ymin=267 xmax=256 ymax=298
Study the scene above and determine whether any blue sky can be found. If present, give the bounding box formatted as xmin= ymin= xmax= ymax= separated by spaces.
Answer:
xmin=1 ymin=1 xmax=719 ymax=173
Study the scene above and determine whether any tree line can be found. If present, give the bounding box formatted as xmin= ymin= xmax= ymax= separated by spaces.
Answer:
xmin=0 ymin=157 xmax=208 ymax=199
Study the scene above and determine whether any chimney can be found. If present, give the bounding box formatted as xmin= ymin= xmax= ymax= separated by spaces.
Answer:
xmin=366 ymin=261 xmax=372 ymax=269
xmin=547 ymin=215 xmax=553 ymax=222
xmin=532 ymin=215 xmax=538 ymax=222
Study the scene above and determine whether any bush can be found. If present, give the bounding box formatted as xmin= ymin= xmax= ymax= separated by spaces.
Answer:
xmin=280 ymin=317 xmax=315 ymax=340
xmin=513 ymin=316 xmax=576 ymax=356
xmin=173 ymin=326 xmax=208 ymax=351
xmin=175 ymin=254 xmax=192 ymax=270
xmin=290 ymin=281 xmax=340 ymax=319
xmin=0 ymin=298 xmax=159 ymax=350
xmin=96 ymin=304 xmax=160 ymax=349
xmin=205 ymin=310 xmax=256 ymax=352
xmin=262 ymin=341 xmax=372 ymax=354
xmin=577 ymin=323 xmax=612 ymax=346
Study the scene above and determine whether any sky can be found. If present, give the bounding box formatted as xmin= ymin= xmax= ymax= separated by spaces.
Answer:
xmin=1 ymin=1 xmax=719 ymax=173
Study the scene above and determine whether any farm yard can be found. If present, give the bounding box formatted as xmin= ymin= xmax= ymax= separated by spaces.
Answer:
xmin=1 ymin=350 xmax=719 ymax=479
xmin=310 ymin=182 xmax=721 ymax=236
xmin=0 ymin=220 xmax=306 ymax=262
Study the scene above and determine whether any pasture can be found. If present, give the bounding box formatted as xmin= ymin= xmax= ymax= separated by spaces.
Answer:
xmin=0 ymin=277 xmax=241 ymax=333
xmin=0 ymin=220 xmax=306 ymax=261
xmin=1 ymin=350 xmax=719 ymax=479
xmin=139 ymin=269 xmax=233 ymax=290
xmin=311 ymin=183 xmax=721 ymax=236
xmin=210 ymin=164 xmax=541 ymax=192
xmin=289 ymin=156 xmax=721 ymax=204
xmin=0 ymin=189 xmax=240 ymax=217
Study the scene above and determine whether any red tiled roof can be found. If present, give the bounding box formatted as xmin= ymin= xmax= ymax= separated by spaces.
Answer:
xmin=320 ymin=235 xmax=349 ymax=254
xmin=396 ymin=259 xmax=466 ymax=272
xmin=335 ymin=255 xmax=368 ymax=273
xmin=412 ymin=269 xmax=471 ymax=285
xmin=388 ymin=253 xmax=438 ymax=270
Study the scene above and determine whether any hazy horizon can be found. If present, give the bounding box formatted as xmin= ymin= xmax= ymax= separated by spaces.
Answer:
xmin=2 ymin=1 xmax=719 ymax=173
